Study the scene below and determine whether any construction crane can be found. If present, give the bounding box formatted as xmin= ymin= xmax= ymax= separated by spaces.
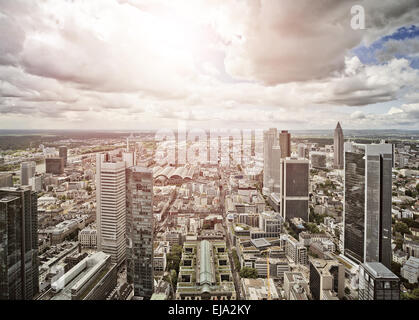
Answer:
xmin=260 ymin=248 xmax=271 ymax=300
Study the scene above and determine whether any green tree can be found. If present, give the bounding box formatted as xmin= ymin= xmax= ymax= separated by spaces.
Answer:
xmin=166 ymin=244 xmax=183 ymax=274
xmin=334 ymin=227 xmax=340 ymax=238
xmin=394 ymin=222 xmax=411 ymax=236
xmin=232 ymin=249 xmax=241 ymax=272
xmin=239 ymin=267 xmax=258 ymax=279
xmin=394 ymin=238 xmax=404 ymax=250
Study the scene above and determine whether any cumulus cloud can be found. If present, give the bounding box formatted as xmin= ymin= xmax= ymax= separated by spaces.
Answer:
xmin=0 ymin=0 xmax=418 ymax=129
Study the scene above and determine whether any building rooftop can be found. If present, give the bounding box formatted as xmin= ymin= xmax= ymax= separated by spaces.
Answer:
xmin=250 ymin=238 xmax=271 ymax=249
xmin=363 ymin=262 xmax=399 ymax=279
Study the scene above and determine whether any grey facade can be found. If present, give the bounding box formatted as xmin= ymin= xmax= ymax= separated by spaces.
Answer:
xmin=20 ymin=161 xmax=36 ymax=186
xmin=0 ymin=173 xmax=13 ymax=188
xmin=344 ymin=142 xmax=393 ymax=269
xmin=0 ymin=187 xmax=39 ymax=300
xmin=280 ymin=158 xmax=309 ymax=221
xmin=279 ymin=130 xmax=291 ymax=159
xmin=59 ymin=146 xmax=68 ymax=167
xmin=126 ymin=166 xmax=154 ymax=298
xmin=45 ymin=157 xmax=64 ymax=175
xmin=358 ymin=262 xmax=400 ymax=300
xmin=334 ymin=122 xmax=344 ymax=169
xmin=263 ymin=128 xmax=278 ymax=191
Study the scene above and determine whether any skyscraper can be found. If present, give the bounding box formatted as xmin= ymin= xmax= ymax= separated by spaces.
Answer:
xmin=58 ymin=146 xmax=68 ymax=167
xmin=280 ymin=158 xmax=309 ymax=221
xmin=343 ymin=142 xmax=393 ymax=269
xmin=20 ymin=161 xmax=36 ymax=186
xmin=271 ymin=146 xmax=281 ymax=193
xmin=334 ymin=122 xmax=344 ymax=169
xmin=358 ymin=262 xmax=400 ymax=300
xmin=0 ymin=187 xmax=39 ymax=300
xmin=126 ymin=166 xmax=154 ymax=298
xmin=45 ymin=157 xmax=64 ymax=175
xmin=0 ymin=173 xmax=13 ymax=188
xmin=263 ymin=128 xmax=278 ymax=194
xmin=96 ymin=153 xmax=126 ymax=266
xmin=279 ymin=130 xmax=291 ymax=159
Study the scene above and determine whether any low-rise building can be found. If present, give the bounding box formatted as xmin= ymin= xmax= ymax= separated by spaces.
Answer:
xmin=401 ymin=256 xmax=419 ymax=284
xmin=175 ymin=240 xmax=236 ymax=300
xmin=283 ymin=272 xmax=310 ymax=300
xmin=241 ymin=278 xmax=280 ymax=300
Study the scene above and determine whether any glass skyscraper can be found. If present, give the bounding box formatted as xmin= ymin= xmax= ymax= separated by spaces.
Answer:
xmin=0 ymin=187 xmax=39 ymax=300
xmin=126 ymin=166 xmax=154 ymax=298
xmin=343 ymin=142 xmax=393 ymax=269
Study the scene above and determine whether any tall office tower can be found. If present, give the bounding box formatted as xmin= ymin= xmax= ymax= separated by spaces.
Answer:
xmin=279 ymin=130 xmax=291 ymax=159
xmin=122 ymin=152 xmax=136 ymax=167
xmin=126 ymin=133 xmax=136 ymax=153
xmin=263 ymin=128 xmax=278 ymax=193
xmin=271 ymin=146 xmax=282 ymax=193
xmin=0 ymin=187 xmax=39 ymax=300
xmin=126 ymin=166 xmax=154 ymax=298
xmin=218 ymin=136 xmax=222 ymax=163
xmin=297 ymin=144 xmax=306 ymax=159
xmin=45 ymin=157 xmax=64 ymax=175
xmin=334 ymin=122 xmax=344 ymax=169
xmin=358 ymin=262 xmax=400 ymax=300
xmin=251 ymin=130 xmax=255 ymax=157
xmin=380 ymin=139 xmax=395 ymax=168
xmin=310 ymin=152 xmax=327 ymax=169
xmin=344 ymin=142 xmax=393 ymax=269
xmin=58 ymin=146 xmax=68 ymax=167
xmin=29 ymin=175 xmax=43 ymax=192
xmin=280 ymin=158 xmax=309 ymax=221
xmin=0 ymin=173 xmax=13 ymax=187
xmin=96 ymin=153 xmax=126 ymax=266
xmin=20 ymin=161 xmax=36 ymax=185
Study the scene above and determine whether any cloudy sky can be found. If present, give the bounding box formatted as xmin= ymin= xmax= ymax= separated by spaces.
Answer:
xmin=0 ymin=0 xmax=419 ymax=130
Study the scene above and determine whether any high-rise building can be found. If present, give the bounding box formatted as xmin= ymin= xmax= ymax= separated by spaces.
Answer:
xmin=310 ymin=152 xmax=327 ymax=169
xmin=45 ymin=157 xmax=64 ymax=175
xmin=122 ymin=152 xmax=136 ymax=167
xmin=29 ymin=175 xmax=43 ymax=192
xmin=279 ymin=130 xmax=291 ymax=159
xmin=0 ymin=173 xmax=13 ymax=188
xmin=358 ymin=262 xmax=400 ymax=300
xmin=271 ymin=146 xmax=281 ymax=193
xmin=126 ymin=166 xmax=154 ymax=298
xmin=59 ymin=146 xmax=68 ymax=167
xmin=263 ymin=128 xmax=278 ymax=193
xmin=20 ymin=161 xmax=36 ymax=185
xmin=0 ymin=187 xmax=39 ymax=300
xmin=334 ymin=122 xmax=344 ymax=169
xmin=280 ymin=158 xmax=309 ymax=221
xmin=96 ymin=153 xmax=126 ymax=266
xmin=343 ymin=142 xmax=393 ymax=269
xmin=297 ymin=144 xmax=306 ymax=159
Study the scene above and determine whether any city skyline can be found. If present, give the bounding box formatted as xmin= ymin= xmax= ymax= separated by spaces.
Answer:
xmin=1 ymin=0 xmax=419 ymax=305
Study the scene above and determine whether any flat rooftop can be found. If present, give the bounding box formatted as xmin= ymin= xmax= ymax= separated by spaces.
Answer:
xmin=363 ymin=262 xmax=399 ymax=279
